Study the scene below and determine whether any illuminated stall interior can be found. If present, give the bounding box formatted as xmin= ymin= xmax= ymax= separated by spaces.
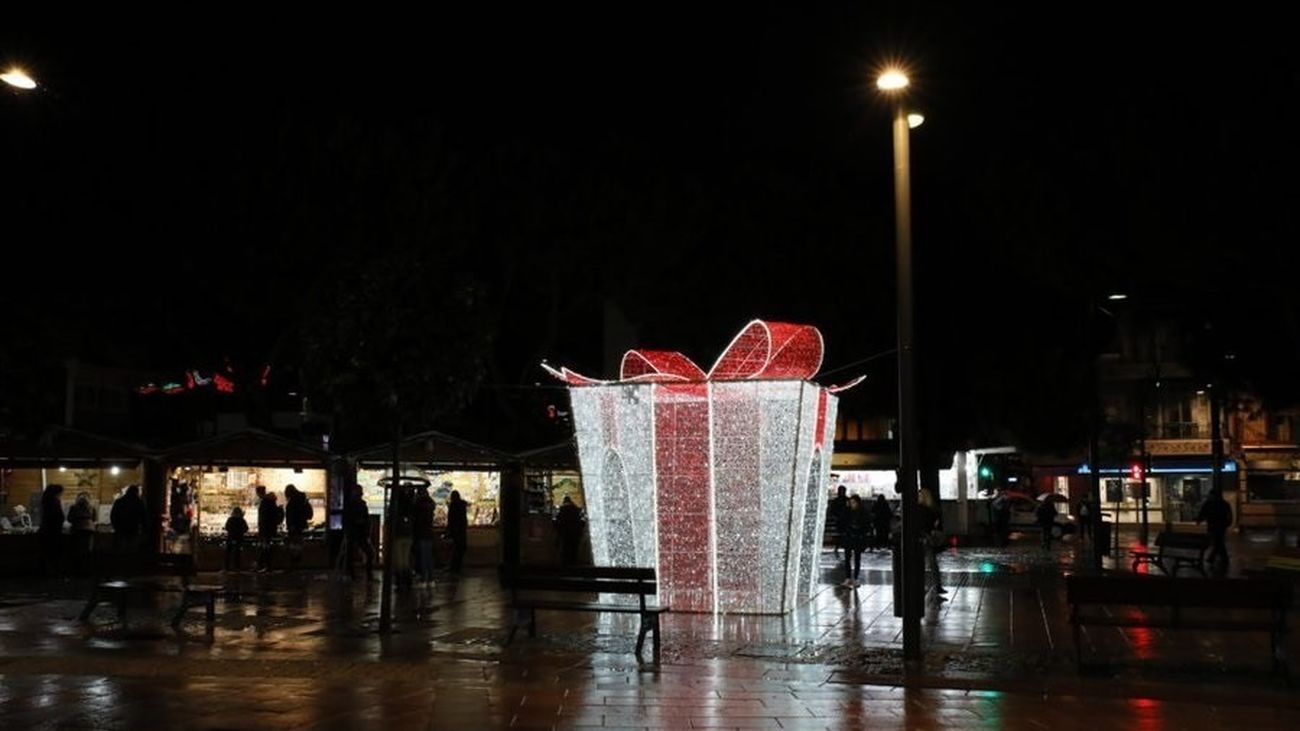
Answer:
xmin=0 ymin=427 xmax=147 ymax=533
xmin=161 ymin=430 xmax=331 ymax=538
xmin=518 ymin=441 xmax=585 ymax=516
xmin=351 ymin=431 xmax=509 ymax=554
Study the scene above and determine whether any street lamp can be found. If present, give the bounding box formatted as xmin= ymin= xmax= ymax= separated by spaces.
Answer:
xmin=1 ymin=67 xmax=38 ymax=90
xmin=876 ymin=65 xmax=923 ymax=665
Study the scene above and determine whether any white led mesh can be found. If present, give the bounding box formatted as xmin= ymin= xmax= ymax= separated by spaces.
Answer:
xmin=569 ymin=380 xmax=839 ymax=614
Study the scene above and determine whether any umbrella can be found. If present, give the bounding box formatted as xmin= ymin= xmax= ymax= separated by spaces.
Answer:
xmin=1037 ymin=493 xmax=1069 ymax=503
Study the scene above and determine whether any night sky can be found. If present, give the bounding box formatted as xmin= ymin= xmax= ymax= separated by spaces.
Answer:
xmin=5 ymin=7 xmax=1299 ymax=445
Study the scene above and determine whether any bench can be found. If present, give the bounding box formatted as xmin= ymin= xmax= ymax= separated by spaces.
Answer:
xmin=1067 ymin=574 xmax=1292 ymax=675
xmin=502 ymin=565 xmax=665 ymax=663
xmin=78 ymin=553 xmax=223 ymax=630
xmin=1130 ymin=531 xmax=1209 ymax=576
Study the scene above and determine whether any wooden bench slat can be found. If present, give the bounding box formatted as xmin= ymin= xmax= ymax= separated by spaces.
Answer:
xmin=509 ymin=578 xmax=656 ymax=595
xmin=510 ymin=600 xmax=666 ymax=614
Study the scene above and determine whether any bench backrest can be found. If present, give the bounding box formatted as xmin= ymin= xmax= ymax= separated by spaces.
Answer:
xmin=1068 ymin=575 xmax=1292 ymax=611
xmin=1155 ymin=531 xmax=1209 ymax=550
xmin=503 ymin=565 xmax=657 ymax=597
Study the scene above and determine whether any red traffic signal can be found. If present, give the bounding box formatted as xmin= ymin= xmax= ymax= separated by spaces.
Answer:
xmin=1130 ymin=463 xmax=1144 ymax=481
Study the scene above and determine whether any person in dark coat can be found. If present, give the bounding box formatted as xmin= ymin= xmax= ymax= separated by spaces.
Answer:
xmin=343 ymin=484 xmax=376 ymax=579
xmin=1196 ymin=487 xmax=1233 ymax=564
xmin=110 ymin=485 xmax=147 ymax=553
xmin=224 ymin=506 xmax=249 ymax=571
xmin=840 ymin=495 xmax=870 ymax=587
xmin=1035 ymin=497 xmax=1058 ymax=550
xmin=870 ymin=495 xmax=893 ymax=551
xmin=255 ymin=486 xmax=283 ymax=571
xmin=828 ymin=485 xmax=849 ymax=558
xmin=918 ymin=488 xmax=946 ymax=598
xmin=446 ymin=489 xmax=468 ymax=575
xmin=39 ymin=484 xmax=65 ymax=574
xmin=554 ymin=496 xmax=585 ymax=566
xmin=991 ymin=490 xmax=1012 ymax=547
xmin=67 ymin=492 xmax=96 ymax=556
xmin=412 ymin=485 xmax=437 ymax=583
xmin=283 ymin=485 xmax=313 ymax=567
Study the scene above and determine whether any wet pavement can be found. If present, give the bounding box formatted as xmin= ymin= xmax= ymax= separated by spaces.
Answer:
xmin=0 ymin=528 xmax=1296 ymax=729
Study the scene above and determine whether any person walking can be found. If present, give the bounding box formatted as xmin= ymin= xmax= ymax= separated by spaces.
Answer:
xmin=1035 ymin=496 xmax=1058 ymax=550
xmin=828 ymin=485 xmax=849 ymax=559
xmin=110 ymin=485 xmax=147 ymax=553
xmin=870 ymin=495 xmax=893 ymax=551
xmin=255 ymin=486 xmax=283 ymax=572
xmin=390 ymin=485 xmax=415 ymax=589
xmin=38 ymin=484 xmax=66 ymax=575
xmin=224 ymin=506 xmax=249 ymax=571
xmin=412 ymin=485 xmax=437 ymax=584
xmin=840 ymin=495 xmax=870 ymax=587
xmin=446 ymin=489 xmax=468 ymax=575
xmin=283 ymin=485 xmax=314 ymax=567
xmin=554 ymin=495 xmax=585 ymax=566
xmin=918 ymin=487 xmax=946 ymax=599
xmin=1077 ymin=495 xmax=1094 ymax=544
xmin=343 ymin=484 xmax=376 ymax=580
xmin=1196 ymin=486 xmax=1233 ymax=566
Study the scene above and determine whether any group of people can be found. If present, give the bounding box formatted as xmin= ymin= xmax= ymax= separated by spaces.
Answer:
xmin=829 ymin=485 xmax=947 ymax=597
xmin=222 ymin=483 xmax=314 ymax=572
xmin=36 ymin=483 xmax=149 ymax=574
xmin=336 ymin=482 xmax=469 ymax=585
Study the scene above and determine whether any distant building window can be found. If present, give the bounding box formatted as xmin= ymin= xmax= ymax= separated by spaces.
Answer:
xmin=1247 ymin=472 xmax=1300 ymax=502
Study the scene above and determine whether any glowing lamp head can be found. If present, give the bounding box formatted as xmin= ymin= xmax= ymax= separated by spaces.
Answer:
xmin=1 ymin=68 xmax=37 ymax=90
xmin=906 ymin=112 xmax=925 ymax=129
xmin=876 ymin=69 xmax=909 ymax=91
xmin=1107 ymin=293 xmax=1128 ymax=301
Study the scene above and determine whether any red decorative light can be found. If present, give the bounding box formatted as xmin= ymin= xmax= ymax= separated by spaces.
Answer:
xmin=214 ymin=373 xmax=235 ymax=394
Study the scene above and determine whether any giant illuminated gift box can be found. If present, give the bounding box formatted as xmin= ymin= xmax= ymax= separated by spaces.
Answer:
xmin=543 ymin=320 xmax=861 ymax=614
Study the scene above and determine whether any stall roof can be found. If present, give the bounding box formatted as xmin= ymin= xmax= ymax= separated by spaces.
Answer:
xmin=162 ymin=429 xmax=331 ymax=467
xmin=0 ymin=426 xmax=148 ymax=466
xmin=516 ymin=440 xmax=579 ymax=470
xmin=351 ymin=430 xmax=511 ymax=469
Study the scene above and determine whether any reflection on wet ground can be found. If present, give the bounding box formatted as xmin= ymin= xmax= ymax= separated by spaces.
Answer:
xmin=0 ymin=529 xmax=1295 ymax=728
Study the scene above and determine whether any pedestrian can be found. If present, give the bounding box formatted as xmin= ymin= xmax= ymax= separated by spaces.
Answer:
xmin=841 ymin=495 xmax=870 ymax=587
xmin=1076 ymin=495 xmax=1094 ymax=544
xmin=67 ymin=492 xmax=96 ymax=556
xmin=391 ymin=485 xmax=415 ymax=589
xmin=110 ymin=485 xmax=147 ymax=553
xmin=446 ymin=489 xmax=468 ymax=575
xmin=284 ymin=484 xmax=313 ymax=567
xmin=992 ymin=490 xmax=1012 ymax=547
xmin=412 ymin=485 xmax=437 ymax=584
xmin=828 ymin=485 xmax=849 ymax=559
xmin=344 ymin=484 xmax=376 ymax=579
xmin=870 ymin=495 xmax=893 ymax=551
xmin=1196 ymin=486 xmax=1233 ymax=565
xmin=918 ymin=487 xmax=946 ymax=598
xmin=554 ymin=495 xmax=585 ymax=565
xmin=224 ymin=506 xmax=249 ymax=571
xmin=38 ymin=483 xmax=66 ymax=575
xmin=255 ymin=486 xmax=283 ymax=571
xmin=1036 ymin=496 xmax=1058 ymax=550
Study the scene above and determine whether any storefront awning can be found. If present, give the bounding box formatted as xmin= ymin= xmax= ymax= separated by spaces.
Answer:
xmin=1078 ymin=459 xmax=1237 ymax=475
xmin=351 ymin=430 xmax=510 ymax=470
xmin=162 ymin=429 xmax=331 ymax=467
xmin=0 ymin=426 xmax=147 ymax=467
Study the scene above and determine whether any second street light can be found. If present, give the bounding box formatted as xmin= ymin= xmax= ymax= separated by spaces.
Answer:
xmin=876 ymin=67 xmax=924 ymax=665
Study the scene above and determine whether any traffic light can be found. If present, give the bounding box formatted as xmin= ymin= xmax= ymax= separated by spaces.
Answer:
xmin=1130 ymin=462 xmax=1144 ymax=481
xmin=979 ymin=464 xmax=993 ymax=480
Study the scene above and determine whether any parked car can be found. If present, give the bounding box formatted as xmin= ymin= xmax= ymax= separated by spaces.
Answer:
xmin=1005 ymin=494 xmax=1076 ymax=538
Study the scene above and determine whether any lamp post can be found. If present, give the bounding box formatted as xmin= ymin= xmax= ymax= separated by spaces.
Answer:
xmin=877 ymin=67 xmax=924 ymax=665
xmin=1086 ymin=293 xmax=1126 ymax=569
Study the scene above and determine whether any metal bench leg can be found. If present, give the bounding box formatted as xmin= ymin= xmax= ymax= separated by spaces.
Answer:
xmin=652 ymin=614 xmax=661 ymax=665
xmin=528 ymin=608 xmax=536 ymax=638
xmin=115 ymin=596 xmax=127 ymax=624
xmin=206 ymin=595 xmax=215 ymax=624
xmin=636 ymin=615 xmax=649 ymax=658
